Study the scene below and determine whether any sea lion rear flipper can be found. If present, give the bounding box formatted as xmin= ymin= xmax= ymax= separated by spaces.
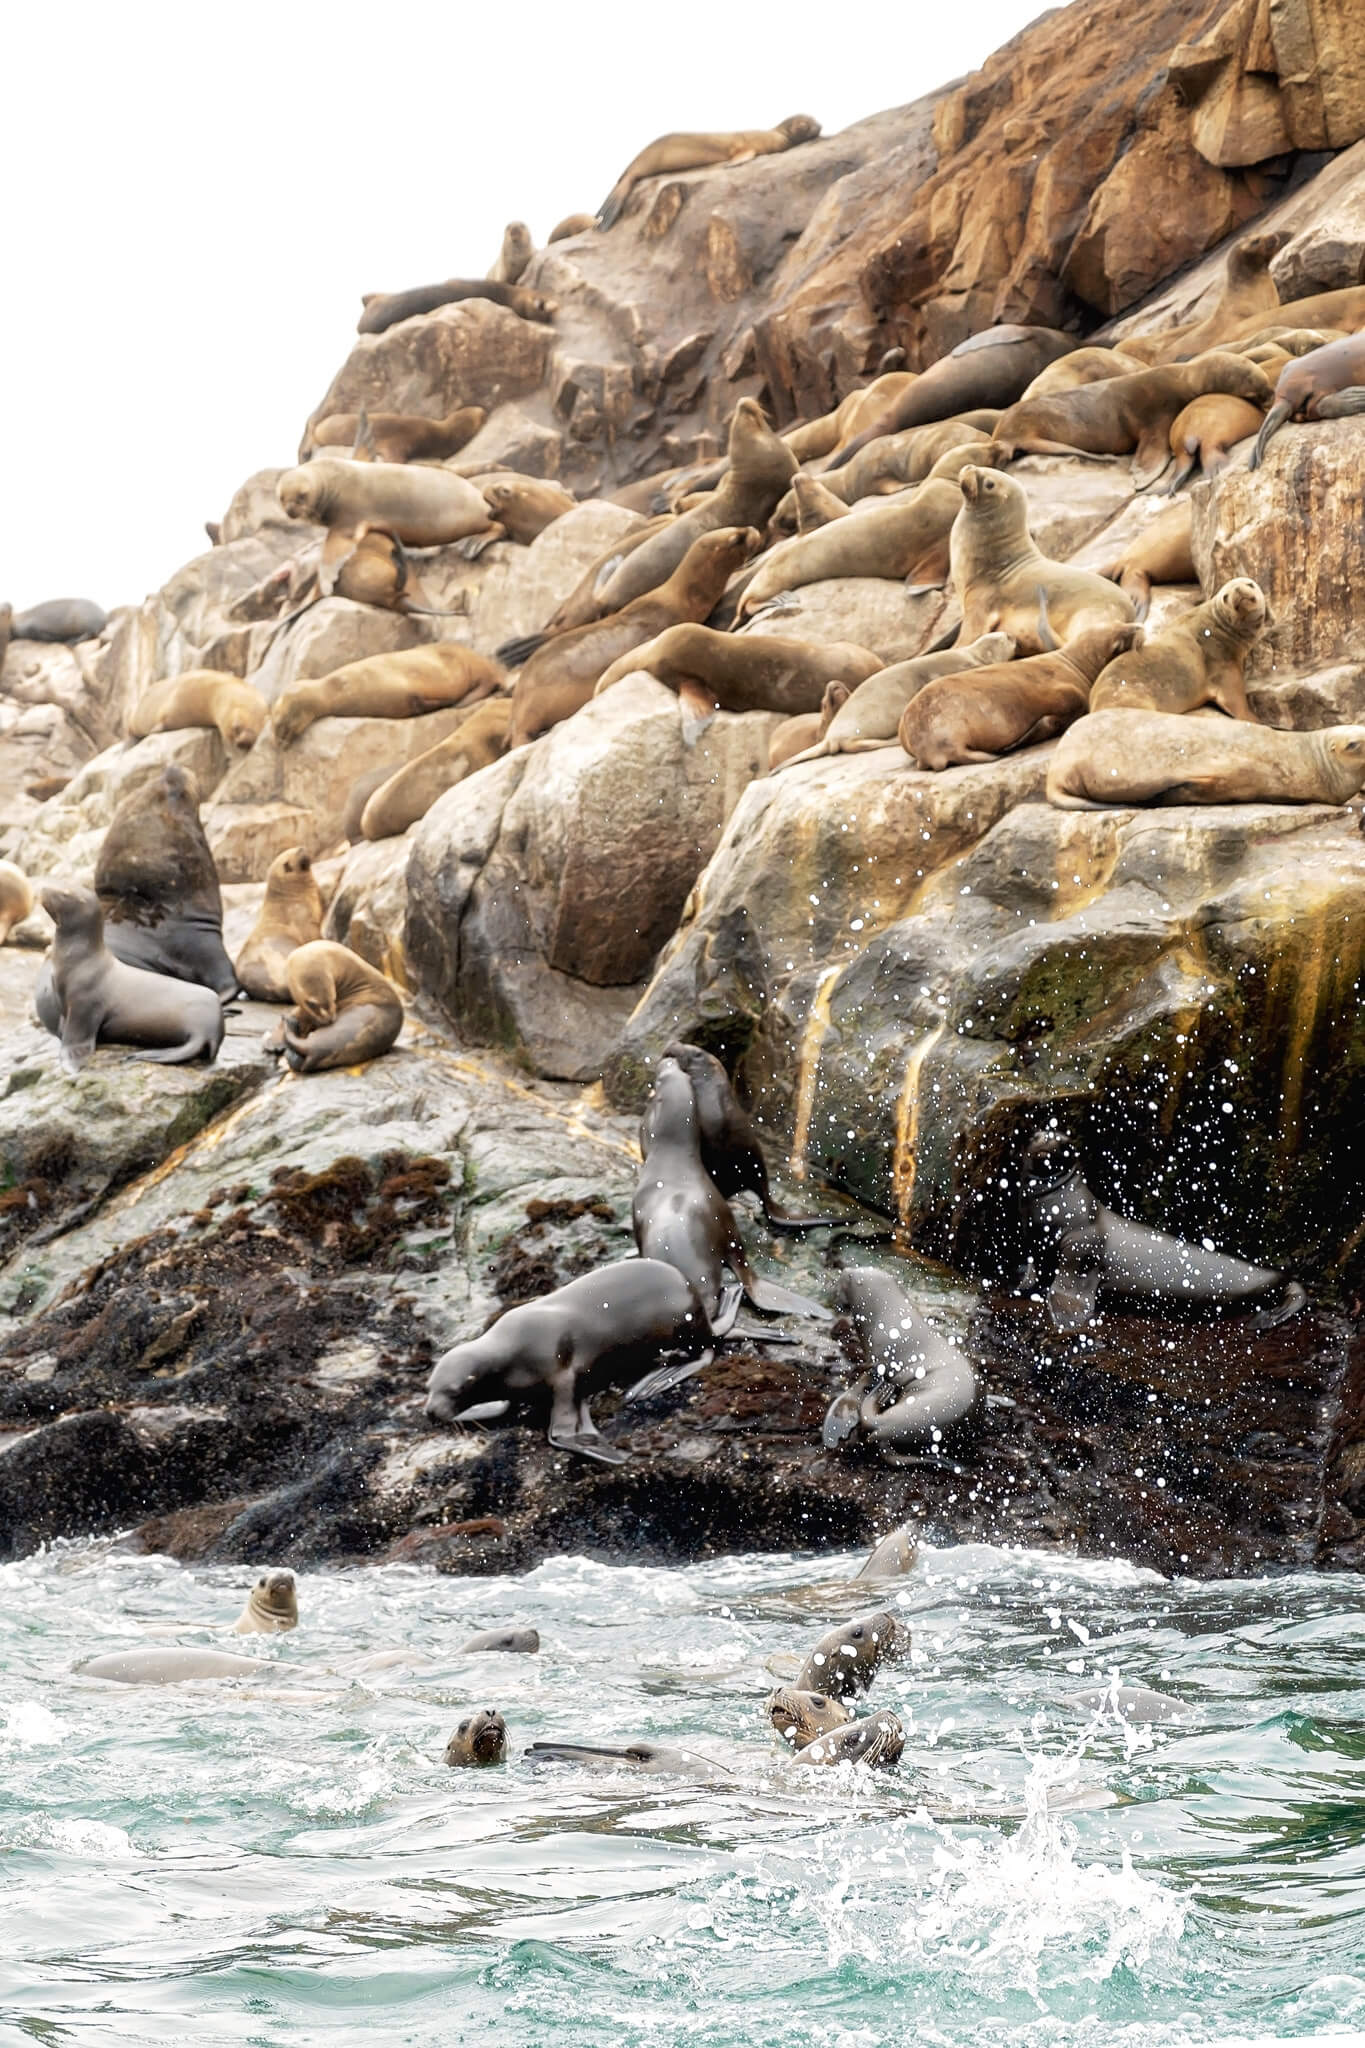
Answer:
xmin=622 ymin=1350 xmax=715 ymax=1405
xmin=495 ymin=631 xmax=548 ymax=669
xmin=1131 ymin=431 xmax=1172 ymax=492
xmin=1161 ymin=450 xmax=1199 ymax=496
xmin=1252 ymin=1280 xmax=1307 ymax=1330
xmin=744 ymin=1274 xmax=833 ymax=1320
xmin=1314 ymin=387 xmax=1365 ymax=420
xmin=712 ymin=1282 xmax=742 ymax=1337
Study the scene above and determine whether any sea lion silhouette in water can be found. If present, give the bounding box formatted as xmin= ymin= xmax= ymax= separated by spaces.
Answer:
xmin=822 ymin=1266 xmax=981 ymax=1450
xmin=77 ymin=1648 xmax=268 ymax=1684
xmin=424 ymin=1259 xmax=719 ymax=1465
xmin=444 ymin=1710 xmax=509 ymax=1766
xmin=458 ymin=1628 xmax=540 ymax=1655
xmin=660 ymin=1042 xmax=847 ymax=1231
xmin=36 ymin=885 xmax=225 ymax=1074
xmin=1013 ymin=1129 xmax=1306 ymax=1334
xmin=230 ymin=1571 xmax=298 ymax=1633
xmin=94 ymin=763 xmax=239 ymax=997
xmin=596 ymin=115 xmax=821 ymax=230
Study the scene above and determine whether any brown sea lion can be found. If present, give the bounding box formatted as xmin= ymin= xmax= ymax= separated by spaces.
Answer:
xmin=794 ymin=1611 xmax=912 ymax=1701
xmin=991 ymin=355 xmax=1272 ymax=486
xmin=507 ymin=525 xmax=757 ymax=747
xmin=306 ymin=407 xmax=486 ymax=464
xmin=593 ymin=625 xmax=881 ymax=716
xmin=234 ymin=848 xmax=326 ymax=1002
xmin=1223 ymin=285 xmax=1365 ymax=351
xmin=549 ymin=212 xmax=596 ymax=242
xmin=129 ymin=671 xmax=267 ymax=751
xmin=780 ymin=373 xmax=923 ymax=464
xmin=596 ymin=114 xmax=821 ymax=229
xmin=488 ymin=220 xmax=534 ymax=285
xmin=357 ymin=278 xmax=556 ymax=334
xmin=901 ymin=619 xmax=1141 ymax=768
xmin=1099 ymin=500 xmax=1196 ymax=619
xmin=271 ymin=642 xmax=503 ymax=747
xmin=11 ymin=598 xmax=108 ymax=643
xmin=1250 ymin=330 xmax=1365 ymax=467
xmin=765 ymin=1687 xmax=854 ymax=1749
xmin=459 ymin=477 xmax=576 ymax=558
xmin=273 ymin=941 xmax=403 ymax=1073
xmin=444 ymin=1710 xmax=508 ymax=1766
xmin=230 ymin=1571 xmax=298 ymax=1634
xmin=0 ymin=862 xmax=35 ymax=944
xmin=360 ymin=697 xmax=512 ymax=838
xmin=822 ymin=327 xmax=1076 ymax=473
xmin=94 ymin=763 xmax=238 ymax=996
xmin=1162 ymin=394 xmax=1265 ymax=491
xmin=952 ymin=468 xmax=1137 ymax=653
xmin=790 ymin=1711 xmax=905 ymax=1769
xmin=736 ymin=479 xmax=962 ymax=618
xmin=819 ymin=418 xmax=998 ymax=506
xmin=777 ymin=631 xmax=1018 ymax=766
xmin=35 ymin=885 xmax=225 ymax=1074
xmin=326 ymin=523 xmax=443 ymax=615
xmin=1020 ymin=346 xmax=1147 ymax=398
xmin=1047 ymin=711 xmax=1365 ymax=809
xmin=277 ymin=459 xmax=495 ymax=561
xmin=659 ymin=1041 xmax=849 ymax=1233
xmin=768 ymin=689 xmax=848 ymax=769
xmin=1089 ymin=579 xmax=1268 ymax=719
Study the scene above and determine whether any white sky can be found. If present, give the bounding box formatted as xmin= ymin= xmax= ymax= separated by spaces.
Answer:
xmin=3 ymin=1 xmax=1049 ymax=613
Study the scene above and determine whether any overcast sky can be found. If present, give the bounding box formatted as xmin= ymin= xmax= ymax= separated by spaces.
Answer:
xmin=4 ymin=1 xmax=1050 ymax=613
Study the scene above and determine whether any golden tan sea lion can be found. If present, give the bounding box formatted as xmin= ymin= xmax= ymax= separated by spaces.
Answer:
xmin=901 ymin=620 xmax=1141 ymax=769
xmin=767 ymin=690 xmax=847 ymax=769
xmin=306 ymin=407 xmax=486 ymax=465
xmin=129 ymin=671 xmax=267 ymax=751
xmin=35 ymin=885 xmax=225 ymax=1073
xmin=460 ymin=476 xmax=576 ymax=558
xmin=444 ymin=1710 xmax=509 ymax=1766
xmin=780 ymin=373 xmax=922 ymax=463
xmin=271 ymin=642 xmax=504 ymax=747
xmin=94 ymin=764 xmax=238 ymax=996
xmin=1099 ymin=500 xmax=1196 ymax=619
xmin=1048 ymin=711 xmax=1365 ymax=809
xmin=277 ymin=459 xmax=495 ymax=561
xmin=593 ymin=624 xmax=881 ymax=715
xmin=786 ymin=473 xmax=851 ymax=532
xmin=507 ymin=526 xmax=758 ymax=747
xmin=357 ymin=278 xmax=556 ymax=334
xmin=1222 ymin=285 xmax=1365 ymax=351
xmin=234 ymin=848 xmax=326 ymax=1002
xmin=776 ymin=631 xmax=1017 ymax=766
xmin=765 ymin=1687 xmax=853 ymax=1750
xmin=1162 ymin=394 xmax=1265 ymax=491
xmin=952 ymin=467 xmax=1137 ymax=653
xmin=736 ymin=480 xmax=962 ymax=618
xmin=1250 ymin=330 xmax=1365 ymax=467
xmin=822 ymin=418 xmax=999 ymax=506
xmin=273 ymin=941 xmax=403 ymax=1072
xmin=488 ymin=221 xmax=534 ymax=285
xmin=596 ymin=115 xmax=821 ymax=229
xmin=229 ymin=1571 xmax=298 ymax=1633
xmin=823 ymin=327 xmax=1076 ymax=473
xmin=329 ymin=524 xmax=441 ymax=614
xmin=991 ymin=355 xmax=1272 ymax=486
xmin=0 ymin=862 xmax=34 ymax=944
xmin=1089 ymin=579 xmax=1268 ymax=719
xmin=794 ymin=1612 xmax=912 ymax=1701
xmin=549 ymin=212 xmax=596 ymax=242
xmin=360 ymin=697 xmax=513 ymax=838
xmin=1123 ymin=231 xmax=1290 ymax=364
xmin=1020 ymin=346 xmax=1147 ymax=398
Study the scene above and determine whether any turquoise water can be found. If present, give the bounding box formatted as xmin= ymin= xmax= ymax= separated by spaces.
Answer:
xmin=2 ymin=1542 xmax=1364 ymax=2047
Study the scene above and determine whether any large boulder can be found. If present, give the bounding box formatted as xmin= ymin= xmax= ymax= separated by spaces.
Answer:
xmin=21 ymin=730 xmax=230 ymax=882
xmin=306 ymin=302 xmax=555 ymax=446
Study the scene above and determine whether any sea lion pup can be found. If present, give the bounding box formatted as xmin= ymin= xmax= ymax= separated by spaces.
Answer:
xmin=234 ymin=847 xmax=325 ymax=1002
xmin=488 ymin=219 xmax=534 ymax=284
xmin=230 ymin=1570 xmax=298 ymax=1634
xmin=507 ymin=524 xmax=758 ymax=747
xmin=596 ymin=113 xmax=821 ymax=229
xmin=765 ymin=1687 xmax=855 ymax=1749
xmin=900 ymin=617 xmax=1142 ymax=770
xmin=550 ymin=211 xmax=596 ymax=242
xmin=0 ymin=862 xmax=35 ymax=944
xmin=821 ymin=1266 xmax=981 ymax=1450
xmin=94 ymin=763 xmax=238 ymax=997
xmin=458 ymin=1628 xmax=540 ymax=1655
xmin=277 ymin=458 xmax=496 ymax=561
xmin=659 ymin=1041 xmax=848 ymax=1232
xmin=1099 ymin=498 xmax=1196 ymax=620
xmin=360 ymin=697 xmax=512 ymax=839
xmin=458 ymin=476 xmax=576 ymax=558
xmin=272 ymin=941 xmax=403 ymax=1073
xmin=271 ymin=642 xmax=503 ymax=747
xmin=822 ymin=326 xmax=1076 ymax=474
xmin=129 ymin=670 xmax=268 ymax=751
xmin=777 ymin=631 xmax=1017 ymax=766
xmin=790 ymin=1711 xmax=905 ymax=1769
xmin=593 ymin=625 xmax=881 ymax=718
xmin=306 ymin=406 xmax=487 ymax=464
xmin=1012 ymin=1128 xmax=1305 ymax=1335
xmin=77 ymin=1648 xmax=268 ymax=1684
xmin=735 ymin=479 xmax=963 ymax=619
xmin=424 ymin=1258 xmax=718 ymax=1466
xmin=1162 ymin=394 xmax=1265 ymax=491
xmin=1048 ymin=709 xmax=1365 ymax=811
xmin=990 ymin=354 xmax=1272 ymax=486
xmin=356 ymin=277 xmax=557 ymax=334
xmin=444 ymin=1710 xmax=509 ymax=1766
xmin=36 ymin=886 xmax=225 ymax=1074
xmin=795 ymin=1611 xmax=912 ymax=1701
xmin=854 ymin=1524 xmax=918 ymax=1578
xmin=1250 ymin=330 xmax=1365 ymax=467
xmin=1020 ymin=346 xmax=1147 ymax=399
xmin=1089 ymin=579 xmax=1267 ymax=720
xmin=952 ymin=468 xmax=1137 ymax=654
xmin=768 ymin=690 xmax=847 ymax=769
xmin=10 ymin=597 xmax=108 ymax=642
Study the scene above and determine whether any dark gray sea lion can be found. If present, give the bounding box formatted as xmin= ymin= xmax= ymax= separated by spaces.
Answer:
xmin=11 ymin=597 xmax=108 ymax=643
xmin=660 ymin=1042 xmax=847 ymax=1232
xmin=77 ymin=1648 xmax=268 ymax=1683
xmin=822 ymin=327 xmax=1076 ymax=474
xmin=424 ymin=1259 xmax=717 ymax=1465
xmin=823 ymin=1267 xmax=981 ymax=1450
xmin=794 ymin=1611 xmax=912 ymax=1701
xmin=524 ymin=1740 xmax=733 ymax=1780
xmin=230 ymin=1571 xmax=298 ymax=1633
xmin=444 ymin=1710 xmax=509 ymax=1766
xmin=765 ymin=1686 xmax=854 ymax=1749
xmin=357 ymin=278 xmax=557 ymax=334
xmin=93 ymin=763 xmax=239 ymax=998
xmin=458 ymin=1628 xmax=540 ymax=1655
xmin=36 ymin=886 xmax=225 ymax=1074
xmin=790 ymin=1710 xmax=905 ymax=1768
xmin=1014 ymin=1129 xmax=1306 ymax=1334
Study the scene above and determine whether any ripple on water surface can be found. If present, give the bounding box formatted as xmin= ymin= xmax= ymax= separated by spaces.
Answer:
xmin=1 ymin=1541 xmax=1363 ymax=2046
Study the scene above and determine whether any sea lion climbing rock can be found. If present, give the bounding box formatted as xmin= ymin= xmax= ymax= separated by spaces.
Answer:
xmin=36 ymin=886 xmax=225 ymax=1074
xmin=93 ymin=763 xmax=239 ymax=998
xmin=271 ymin=941 xmax=403 ymax=1073
xmin=659 ymin=1042 xmax=847 ymax=1232
xmin=234 ymin=847 xmax=326 ymax=1003
xmin=822 ymin=1267 xmax=981 ymax=1449
xmin=360 ymin=697 xmax=512 ymax=839
xmin=596 ymin=115 xmax=821 ymax=229
xmin=1089 ymin=580 xmax=1267 ymax=720
xmin=1047 ymin=711 xmax=1365 ymax=810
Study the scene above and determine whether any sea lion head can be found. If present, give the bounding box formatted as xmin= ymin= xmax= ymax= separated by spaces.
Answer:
xmin=247 ymin=1570 xmax=298 ymax=1630
xmin=1230 ymin=229 xmax=1290 ymax=278
xmin=693 ymin=524 xmax=762 ymax=584
xmin=765 ymin=1686 xmax=853 ymax=1748
xmin=1022 ymin=1127 xmax=1081 ymax=1194
xmin=727 ymin=398 xmax=796 ymax=485
xmin=957 ymin=464 xmax=1024 ymax=524
xmin=444 ymin=1708 xmax=508 ymax=1767
xmin=1327 ymin=727 xmax=1365 ymax=795
xmin=515 ymin=292 xmax=558 ymax=322
xmin=1066 ymin=618 xmax=1145 ymax=680
xmin=223 ymin=686 xmax=268 ymax=750
xmin=1211 ymin=578 xmax=1268 ymax=642
xmin=265 ymin=846 xmax=315 ymax=897
xmin=41 ymin=883 xmax=102 ymax=941
xmin=160 ymin=763 xmax=202 ymax=813
xmin=778 ymin=115 xmax=822 ymax=143
xmin=425 ymin=1334 xmax=514 ymax=1428
xmin=277 ymin=467 xmax=325 ymax=522
xmin=641 ymin=1056 xmax=698 ymax=1152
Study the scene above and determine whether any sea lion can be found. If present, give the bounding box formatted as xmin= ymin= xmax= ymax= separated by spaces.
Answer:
xmin=1089 ymin=579 xmax=1267 ymax=719
xmin=0 ymin=862 xmax=35 ymax=944
xmin=459 ymin=476 xmax=576 ymax=558
xmin=593 ymin=625 xmax=881 ymax=716
xmin=36 ymin=886 xmax=224 ymax=1073
xmin=785 ymin=472 xmax=853 ymax=531
xmin=1065 ymin=1682 xmax=1187 ymax=1724
xmin=794 ymin=1612 xmax=912 ymax=1701
xmin=234 ymin=847 xmax=325 ymax=1002
xmin=272 ymin=941 xmax=403 ymax=1073
xmin=1222 ymin=285 xmax=1365 ymax=352
xmin=596 ymin=115 xmax=821 ymax=229
xmin=1130 ymin=231 xmax=1290 ymax=363
xmin=444 ymin=1710 xmax=509 ymax=1765
xmin=821 ymin=418 xmax=998 ymax=507
xmin=549 ymin=212 xmax=596 ymax=242
xmin=1250 ymin=330 xmax=1365 ymax=467
xmin=424 ymin=1258 xmax=718 ymax=1465
xmin=129 ymin=670 xmax=267 ymax=751
xmin=952 ymin=468 xmax=1137 ymax=653
xmin=777 ymin=631 xmax=1018 ymax=766
xmin=77 ymin=1648 xmax=267 ymax=1684
xmin=360 ymin=697 xmax=512 ymax=839
xmin=357 ymin=278 xmax=557 ymax=334
xmin=507 ymin=525 xmax=758 ymax=747
xmin=306 ymin=407 xmax=487 ymax=464
xmin=488 ymin=220 xmax=534 ymax=284
xmin=822 ymin=327 xmax=1076 ymax=473
xmin=821 ymin=1267 xmax=981 ymax=1449
xmin=765 ymin=1687 xmax=854 ymax=1748
xmin=271 ymin=642 xmax=503 ymax=746
xmin=1012 ymin=1128 xmax=1305 ymax=1333
xmin=1099 ymin=499 xmax=1196 ymax=619
xmin=496 ymin=515 xmax=674 ymax=666
xmin=991 ymin=355 xmax=1272 ymax=486
xmin=524 ymin=1740 xmax=731 ymax=1780
xmin=327 ymin=524 xmax=445 ymax=614
xmin=1020 ymin=346 xmax=1147 ymax=398
xmin=780 ymin=373 xmax=926 ymax=464
xmin=277 ymin=459 xmax=495 ymax=560
xmin=1162 ymin=393 xmax=1265 ymax=490
xmin=659 ymin=1041 xmax=848 ymax=1232
xmin=768 ymin=695 xmax=844 ymax=769
xmin=458 ymin=1628 xmax=540 ymax=1655
xmin=736 ymin=479 xmax=963 ymax=618
xmin=854 ymin=1524 xmax=918 ymax=1578
xmin=790 ymin=1711 xmax=905 ymax=1769
xmin=1047 ymin=709 xmax=1365 ymax=810
xmin=230 ymin=1571 xmax=298 ymax=1634
xmin=900 ymin=618 xmax=1142 ymax=769
xmin=10 ymin=597 xmax=108 ymax=643
xmin=94 ymin=763 xmax=238 ymax=997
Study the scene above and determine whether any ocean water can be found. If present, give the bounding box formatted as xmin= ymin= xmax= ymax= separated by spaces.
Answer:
xmin=2 ymin=1542 xmax=1363 ymax=2048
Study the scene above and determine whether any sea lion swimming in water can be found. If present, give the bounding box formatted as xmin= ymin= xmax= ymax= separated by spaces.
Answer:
xmin=794 ymin=1610 xmax=912 ymax=1701
xmin=524 ymin=1739 xmax=734 ymax=1781
xmin=230 ymin=1570 xmax=298 ymax=1634
xmin=765 ymin=1686 xmax=854 ymax=1749
xmin=659 ymin=1042 xmax=847 ymax=1231
xmin=822 ymin=1266 xmax=981 ymax=1449
xmin=790 ymin=1710 xmax=905 ymax=1769
xmin=77 ymin=1648 xmax=269 ymax=1684
xmin=444 ymin=1710 xmax=509 ymax=1766
xmin=458 ymin=1628 xmax=540 ymax=1655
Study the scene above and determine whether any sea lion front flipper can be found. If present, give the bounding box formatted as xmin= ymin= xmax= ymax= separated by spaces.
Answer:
xmin=622 ymin=1351 xmax=714 ymax=1405
xmin=743 ymin=1274 xmax=833 ymax=1321
xmin=1047 ymin=1233 xmax=1102 ymax=1333
xmin=455 ymin=524 xmax=507 ymax=562
xmin=546 ymin=1424 xmax=630 ymax=1465
xmin=822 ymin=1387 xmax=864 ymax=1449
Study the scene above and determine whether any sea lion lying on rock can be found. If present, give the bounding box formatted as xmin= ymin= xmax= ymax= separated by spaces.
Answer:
xmin=822 ymin=1267 xmax=981 ymax=1449
xmin=1047 ymin=711 xmax=1365 ymax=809
xmin=778 ymin=632 xmax=1018 ymax=767
xmin=820 ymin=418 xmax=999 ymax=506
xmin=306 ymin=406 xmax=487 ymax=464
xmin=360 ymin=697 xmax=512 ymax=838
xmin=767 ymin=692 xmax=846 ymax=768
xmin=1099 ymin=499 xmax=1196 ymax=619
xmin=952 ymin=468 xmax=1137 ymax=653
xmin=10 ymin=598 xmax=108 ymax=643
xmin=271 ymin=642 xmax=503 ymax=746
xmin=1162 ymin=394 xmax=1264 ymax=491
xmin=1250 ymin=330 xmax=1365 ymax=467
xmin=593 ymin=624 xmax=882 ymax=717
xmin=36 ymin=887 xmax=224 ymax=1073
xmin=900 ymin=618 xmax=1141 ymax=769
xmin=129 ymin=671 xmax=267 ymax=751
xmin=736 ymin=479 xmax=965 ymax=618
xmin=277 ymin=458 xmax=495 ymax=560
xmin=270 ymin=941 xmax=403 ymax=1073
xmin=230 ymin=1571 xmax=298 ymax=1633
xmin=234 ymin=848 xmax=326 ymax=1002
xmin=823 ymin=327 xmax=1076 ymax=473
xmin=1020 ymin=347 xmax=1147 ymax=398
xmin=356 ymin=278 xmax=556 ymax=333
xmin=464 ymin=476 xmax=577 ymax=556
xmin=1089 ymin=580 xmax=1267 ymax=719
xmin=94 ymin=763 xmax=239 ymax=997
xmin=596 ymin=114 xmax=821 ymax=229
xmin=990 ymin=355 xmax=1271 ymax=486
